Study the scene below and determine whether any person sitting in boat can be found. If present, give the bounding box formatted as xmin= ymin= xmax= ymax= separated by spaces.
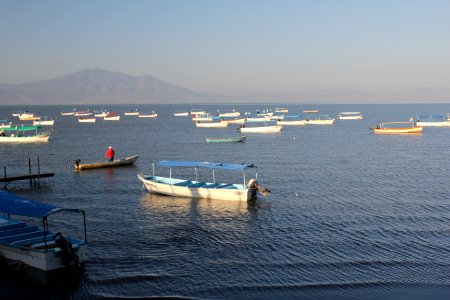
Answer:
xmin=0 ymin=131 xmax=4 ymax=136
xmin=105 ymin=146 xmax=115 ymax=163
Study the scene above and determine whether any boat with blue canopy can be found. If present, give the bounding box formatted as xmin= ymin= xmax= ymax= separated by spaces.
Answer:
xmin=137 ymin=161 xmax=270 ymax=201
xmin=0 ymin=125 xmax=51 ymax=142
xmin=0 ymin=190 xmax=87 ymax=271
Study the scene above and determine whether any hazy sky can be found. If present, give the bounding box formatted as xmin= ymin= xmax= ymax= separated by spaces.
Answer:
xmin=1 ymin=0 xmax=450 ymax=94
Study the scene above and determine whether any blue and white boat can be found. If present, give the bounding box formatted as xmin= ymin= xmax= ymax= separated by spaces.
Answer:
xmin=137 ymin=161 xmax=270 ymax=201
xmin=276 ymin=115 xmax=307 ymax=126
xmin=0 ymin=191 xmax=87 ymax=271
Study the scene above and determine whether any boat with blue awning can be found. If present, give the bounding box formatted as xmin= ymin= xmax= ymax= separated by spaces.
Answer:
xmin=137 ymin=161 xmax=270 ymax=201
xmin=0 ymin=190 xmax=87 ymax=271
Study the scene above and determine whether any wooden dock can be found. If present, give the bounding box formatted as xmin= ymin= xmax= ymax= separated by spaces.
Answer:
xmin=2 ymin=157 xmax=54 ymax=190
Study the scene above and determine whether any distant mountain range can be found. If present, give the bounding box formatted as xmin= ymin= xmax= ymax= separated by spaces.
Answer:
xmin=0 ymin=69 xmax=449 ymax=104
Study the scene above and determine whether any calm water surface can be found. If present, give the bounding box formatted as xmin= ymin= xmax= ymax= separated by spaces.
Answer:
xmin=1 ymin=104 xmax=450 ymax=299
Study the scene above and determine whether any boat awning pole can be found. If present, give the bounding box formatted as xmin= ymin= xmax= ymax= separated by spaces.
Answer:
xmin=213 ymin=169 xmax=215 ymax=183
xmin=243 ymin=171 xmax=246 ymax=185
xmin=170 ymin=168 xmax=172 ymax=178
xmin=152 ymin=163 xmax=155 ymax=177
xmin=195 ymin=167 xmax=198 ymax=181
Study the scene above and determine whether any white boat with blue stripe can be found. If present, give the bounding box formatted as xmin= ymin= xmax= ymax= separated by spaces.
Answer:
xmin=137 ymin=161 xmax=270 ymax=201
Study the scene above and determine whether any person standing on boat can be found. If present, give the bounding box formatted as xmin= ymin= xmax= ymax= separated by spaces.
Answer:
xmin=105 ymin=146 xmax=115 ymax=162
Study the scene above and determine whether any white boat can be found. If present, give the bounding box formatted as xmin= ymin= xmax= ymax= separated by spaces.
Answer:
xmin=275 ymin=108 xmax=289 ymax=113
xmin=0 ymin=125 xmax=50 ymax=143
xmin=191 ymin=108 xmax=206 ymax=115
xmin=0 ymin=120 xmax=12 ymax=129
xmin=192 ymin=114 xmax=221 ymax=122
xmin=195 ymin=121 xmax=228 ymax=128
xmin=305 ymin=115 xmax=335 ymax=125
xmin=104 ymin=112 xmax=120 ymax=121
xmin=0 ymin=190 xmax=87 ymax=271
xmin=174 ymin=111 xmax=189 ymax=116
xmin=239 ymin=120 xmax=282 ymax=133
xmin=414 ymin=115 xmax=450 ymax=127
xmin=33 ymin=116 xmax=55 ymax=126
xmin=276 ymin=116 xmax=307 ymax=126
xmin=18 ymin=113 xmax=40 ymax=121
xmin=124 ymin=110 xmax=140 ymax=116
xmin=74 ymin=110 xmax=92 ymax=117
xmin=94 ymin=110 xmax=108 ymax=117
xmin=78 ymin=117 xmax=96 ymax=123
xmin=245 ymin=117 xmax=271 ymax=122
xmin=137 ymin=161 xmax=270 ymax=201
xmin=61 ymin=110 xmax=76 ymax=116
xmin=139 ymin=112 xmax=158 ymax=118
xmin=338 ymin=112 xmax=364 ymax=120
xmin=256 ymin=111 xmax=273 ymax=117
xmin=218 ymin=110 xmax=240 ymax=117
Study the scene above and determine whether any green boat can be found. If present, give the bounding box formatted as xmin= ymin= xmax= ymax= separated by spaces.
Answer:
xmin=205 ymin=136 xmax=246 ymax=143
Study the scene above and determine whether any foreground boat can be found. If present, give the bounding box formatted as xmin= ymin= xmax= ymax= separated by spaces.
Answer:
xmin=206 ymin=136 xmax=247 ymax=143
xmin=371 ymin=122 xmax=423 ymax=134
xmin=74 ymin=155 xmax=139 ymax=170
xmin=0 ymin=190 xmax=87 ymax=271
xmin=0 ymin=126 xmax=50 ymax=143
xmin=138 ymin=161 xmax=270 ymax=201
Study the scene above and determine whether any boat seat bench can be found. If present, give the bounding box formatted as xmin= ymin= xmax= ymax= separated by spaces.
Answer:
xmin=0 ymin=222 xmax=27 ymax=232
xmin=0 ymin=226 xmax=39 ymax=238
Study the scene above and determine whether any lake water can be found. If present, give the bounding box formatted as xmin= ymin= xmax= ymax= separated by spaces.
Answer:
xmin=1 ymin=103 xmax=450 ymax=299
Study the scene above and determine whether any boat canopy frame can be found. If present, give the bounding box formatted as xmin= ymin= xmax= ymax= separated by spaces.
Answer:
xmin=152 ymin=161 xmax=257 ymax=185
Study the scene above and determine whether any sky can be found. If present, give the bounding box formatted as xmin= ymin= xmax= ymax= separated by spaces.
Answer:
xmin=1 ymin=0 xmax=450 ymax=94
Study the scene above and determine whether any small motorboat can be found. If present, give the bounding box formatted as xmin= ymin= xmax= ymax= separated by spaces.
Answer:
xmin=74 ymin=155 xmax=139 ymax=170
xmin=371 ymin=122 xmax=423 ymax=134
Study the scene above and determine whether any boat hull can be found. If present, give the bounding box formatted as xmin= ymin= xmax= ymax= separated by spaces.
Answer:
xmin=138 ymin=174 xmax=256 ymax=201
xmin=372 ymin=127 xmax=423 ymax=134
xmin=305 ymin=119 xmax=335 ymax=125
xmin=104 ymin=116 xmax=120 ymax=121
xmin=277 ymin=120 xmax=306 ymax=126
xmin=78 ymin=118 xmax=96 ymax=123
xmin=415 ymin=121 xmax=450 ymax=127
xmin=195 ymin=122 xmax=228 ymax=128
xmin=206 ymin=136 xmax=246 ymax=143
xmin=75 ymin=155 xmax=139 ymax=170
xmin=33 ymin=120 xmax=55 ymax=126
xmin=0 ymin=134 xmax=50 ymax=143
xmin=240 ymin=125 xmax=282 ymax=132
xmin=174 ymin=112 xmax=189 ymax=116
xmin=0 ymin=242 xmax=87 ymax=271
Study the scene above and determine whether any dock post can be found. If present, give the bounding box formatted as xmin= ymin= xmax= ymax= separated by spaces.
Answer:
xmin=29 ymin=157 xmax=32 ymax=187
xmin=37 ymin=157 xmax=40 ymax=187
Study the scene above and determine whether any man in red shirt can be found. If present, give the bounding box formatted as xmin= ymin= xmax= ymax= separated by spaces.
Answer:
xmin=105 ymin=146 xmax=115 ymax=162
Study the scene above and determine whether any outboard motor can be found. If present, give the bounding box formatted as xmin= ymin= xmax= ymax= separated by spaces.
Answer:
xmin=247 ymin=178 xmax=271 ymax=196
xmin=54 ymin=232 xmax=80 ymax=266
xmin=74 ymin=159 xmax=81 ymax=168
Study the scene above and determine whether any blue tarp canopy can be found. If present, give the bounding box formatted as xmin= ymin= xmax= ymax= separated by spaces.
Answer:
xmin=0 ymin=190 xmax=60 ymax=218
xmin=158 ymin=161 xmax=256 ymax=171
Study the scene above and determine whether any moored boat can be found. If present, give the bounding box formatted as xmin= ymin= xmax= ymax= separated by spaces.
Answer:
xmin=0 ymin=190 xmax=87 ymax=271
xmin=0 ymin=120 xmax=12 ymax=129
xmin=94 ymin=110 xmax=108 ymax=117
xmin=174 ymin=111 xmax=189 ymax=116
xmin=137 ymin=161 xmax=270 ymax=201
xmin=276 ymin=115 xmax=307 ymax=126
xmin=190 ymin=108 xmax=206 ymax=115
xmin=338 ymin=112 xmax=364 ymax=120
xmin=124 ymin=109 xmax=140 ymax=116
xmin=218 ymin=110 xmax=240 ymax=117
xmin=275 ymin=108 xmax=289 ymax=113
xmin=104 ymin=112 xmax=120 ymax=121
xmin=371 ymin=122 xmax=423 ymax=134
xmin=78 ymin=117 xmax=96 ymax=123
xmin=413 ymin=115 xmax=450 ymax=127
xmin=139 ymin=112 xmax=158 ymax=118
xmin=0 ymin=125 xmax=50 ymax=143
xmin=303 ymin=109 xmax=319 ymax=113
xmin=33 ymin=116 xmax=55 ymax=126
xmin=206 ymin=136 xmax=247 ymax=143
xmin=305 ymin=115 xmax=335 ymax=125
xmin=239 ymin=120 xmax=282 ymax=133
xmin=74 ymin=155 xmax=139 ymax=170
xmin=192 ymin=114 xmax=221 ymax=122
xmin=18 ymin=113 xmax=40 ymax=121
xmin=195 ymin=121 xmax=228 ymax=128
xmin=74 ymin=110 xmax=92 ymax=117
